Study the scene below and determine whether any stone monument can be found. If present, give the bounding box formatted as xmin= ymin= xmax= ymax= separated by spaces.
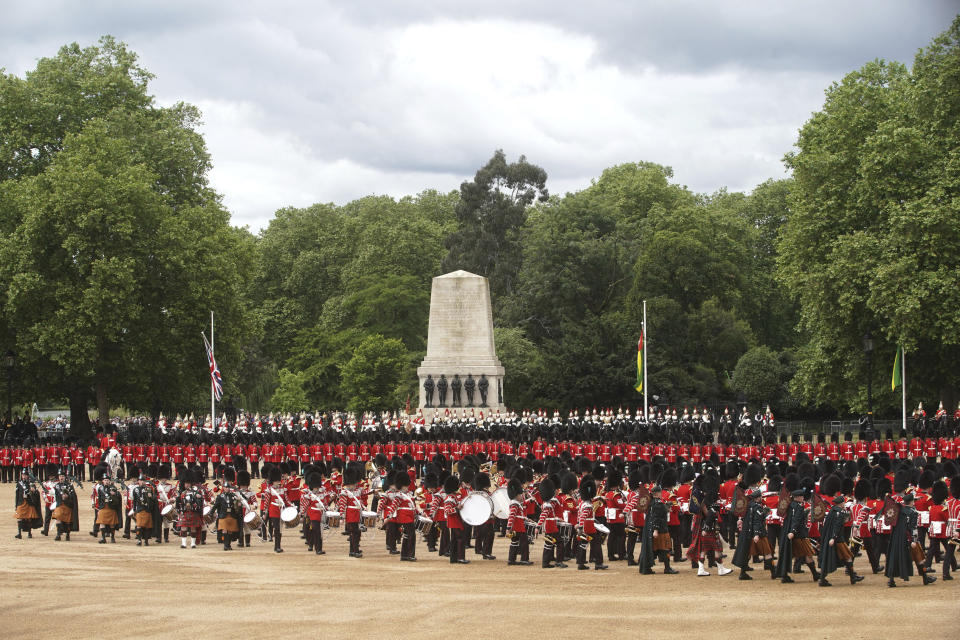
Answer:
xmin=417 ymin=270 xmax=506 ymax=418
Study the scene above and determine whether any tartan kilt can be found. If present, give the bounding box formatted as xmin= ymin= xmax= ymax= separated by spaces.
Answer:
xmin=653 ymin=531 xmax=672 ymax=551
xmin=792 ymin=537 xmax=815 ymax=557
xmin=750 ymin=536 xmax=773 ymax=557
xmin=178 ymin=510 xmax=203 ymax=529
xmin=687 ymin=524 xmax=723 ymax=560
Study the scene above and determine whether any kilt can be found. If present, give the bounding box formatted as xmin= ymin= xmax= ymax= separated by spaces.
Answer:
xmin=792 ymin=537 xmax=815 ymax=557
xmin=835 ymin=541 xmax=853 ymax=562
xmin=96 ymin=507 xmax=120 ymax=526
xmin=52 ymin=505 xmax=73 ymax=523
xmin=218 ymin=516 xmax=239 ymax=533
xmin=178 ymin=510 xmax=203 ymax=529
xmin=750 ymin=536 xmax=773 ymax=557
xmin=15 ymin=503 xmax=39 ymax=520
xmin=653 ymin=531 xmax=672 ymax=551
xmin=910 ymin=542 xmax=925 ymax=564
xmin=135 ymin=511 xmax=153 ymax=528
xmin=687 ymin=525 xmax=723 ymax=560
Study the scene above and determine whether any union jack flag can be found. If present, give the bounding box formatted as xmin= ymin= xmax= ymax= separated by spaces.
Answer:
xmin=202 ymin=333 xmax=223 ymax=401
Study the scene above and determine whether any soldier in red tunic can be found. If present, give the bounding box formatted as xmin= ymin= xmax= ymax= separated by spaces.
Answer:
xmin=506 ymin=478 xmax=532 ymax=565
xmin=337 ymin=466 xmax=365 ymax=558
xmin=442 ymin=475 xmax=468 ymax=564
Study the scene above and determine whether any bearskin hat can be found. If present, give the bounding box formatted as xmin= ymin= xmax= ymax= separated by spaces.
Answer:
xmin=268 ymin=467 xmax=282 ymax=483
xmin=820 ymin=473 xmax=842 ymax=497
xmin=853 ymin=479 xmax=871 ymax=501
xmin=606 ymin=469 xmax=623 ymax=491
xmin=473 ymin=471 xmax=491 ymax=492
xmin=395 ymin=470 xmax=411 ymax=489
xmin=223 ymin=467 xmax=236 ymax=484
xmin=766 ymin=475 xmax=782 ymax=493
xmin=459 ymin=465 xmax=476 ymax=486
xmin=627 ymin=470 xmax=642 ymax=490
xmin=950 ymin=475 xmax=960 ymax=500
xmin=783 ymin=472 xmax=801 ymax=493
xmin=724 ymin=461 xmax=739 ymax=481
xmin=579 ymin=477 xmax=596 ymax=501
xmin=875 ymin=476 xmax=892 ymax=498
xmin=917 ymin=470 xmax=935 ymax=491
xmin=236 ymin=470 xmax=251 ymax=487
xmin=893 ymin=470 xmax=911 ymax=493
xmin=313 ymin=461 xmax=327 ymax=477
xmin=306 ymin=472 xmax=322 ymax=490
xmin=559 ymin=472 xmax=578 ymax=495
xmin=507 ymin=478 xmax=524 ymax=501
xmin=841 ymin=477 xmax=854 ymax=496
xmin=423 ymin=472 xmax=439 ymax=491
xmin=679 ymin=465 xmax=695 ymax=484
xmin=343 ymin=466 xmax=361 ymax=486
xmin=375 ymin=453 xmax=388 ymax=468
xmin=591 ymin=463 xmax=606 ymax=482
xmin=192 ymin=468 xmax=206 ymax=485
xmin=443 ymin=475 xmax=461 ymax=494
xmin=930 ymin=480 xmax=948 ymax=505
xmin=278 ymin=462 xmax=290 ymax=475
xmin=146 ymin=463 xmax=158 ymax=478
xmin=156 ymin=465 xmax=170 ymax=480
xmin=744 ymin=463 xmax=764 ymax=488
xmin=942 ymin=460 xmax=958 ymax=480
xmin=94 ymin=466 xmax=107 ymax=481
xmin=659 ymin=467 xmax=678 ymax=490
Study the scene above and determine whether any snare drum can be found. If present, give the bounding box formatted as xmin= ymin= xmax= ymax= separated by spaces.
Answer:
xmin=243 ymin=510 xmax=262 ymax=531
xmin=361 ymin=510 xmax=378 ymax=528
xmin=324 ymin=510 xmax=342 ymax=528
xmin=594 ymin=523 xmax=610 ymax=539
xmin=558 ymin=522 xmax=574 ymax=543
xmin=280 ymin=506 xmax=300 ymax=529
xmin=416 ymin=515 xmax=433 ymax=537
xmin=525 ymin=519 xmax=539 ymax=539
xmin=490 ymin=487 xmax=511 ymax=520
xmin=161 ymin=504 xmax=176 ymax=523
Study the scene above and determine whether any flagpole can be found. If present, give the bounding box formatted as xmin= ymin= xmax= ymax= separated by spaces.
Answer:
xmin=901 ymin=347 xmax=906 ymax=434
xmin=643 ymin=299 xmax=648 ymax=421
xmin=211 ymin=310 xmax=215 ymax=430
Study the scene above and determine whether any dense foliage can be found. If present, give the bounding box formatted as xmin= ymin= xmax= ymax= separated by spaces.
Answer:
xmin=4 ymin=18 xmax=960 ymax=425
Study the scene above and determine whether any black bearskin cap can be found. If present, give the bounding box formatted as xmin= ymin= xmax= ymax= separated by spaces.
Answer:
xmin=951 ymin=475 xmax=960 ymax=500
xmin=607 ymin=469 xmax=623 ymax=490
xmin=875 ymin=476 xmax=892 ymax=498
xmin=473 ymin=472 xmax=491 ymax=492
xmin=853 ymin=479 xmax=871 ymax=501
xmin=930 ymin=480 xmax=948 ymax=505
xmin=343 ymin=466 xmax=361 ymax=486
xmin=893 ymin=470 xmax=911 ymax=493
xmin=744 ymin=463 xmax=764 ymax=487
xmin=841 ymin=477 xmax=854 ymax=496
xmin=659 ymin=467 xmax=677 ymax=490
xmin=268 ymin=467 xmax=282 ymax=483
xmin=443 ymin=475 xmax=461 ymax=494
xmin=306 ymin=472 xmax=322 ymax=490
xmin=561 ymin=472 xmax=580 ymax=495
xmin=507 ymin=478 xmax=523 ymax=500
xmin=459 ymin=465 xmax=476 ymax=486
xmin=236 ymin=470 xmax=251 ymax=486
xmin=591 ymin=463 xmax=606 ymax=481
xmin=783 ymin=473 xmax=800 ymax=492
xmin=917 ymin=470 xmax=935 ymax=490
xmin=395 ymin=470 xmax=411 ymax=489
xmin=724 ymin=461 xmax=739 ymax=480
xmin=679 ymin=465 xmax=695 ymax=483
xmin=627 ymin=470 xmax=642 ymax=490
xmin=158 ymin=466 xmax=171 ymax=480
xmin=423 ymin=472 xmax=439 ymax=491
xmin=766 ymin=475 xmax=782 ymax=493
xmin=820 ymin=473 xmax=842 ymax=497
xmin=94 ymin=466 xmax=107 ymax=481
xmin=579 ymin=477 xmax=596 ymax=501
xmin=537 ymin=476 xmax=556 ymax=500
xmin=223 ymin=467 xmax=236 ymax=483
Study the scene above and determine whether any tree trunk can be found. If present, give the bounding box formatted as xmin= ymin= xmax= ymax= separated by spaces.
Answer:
xmin=69 ymin=387 xmax=92 ymax=439
xmin=96 ymin=381 xmax=110 ymax=433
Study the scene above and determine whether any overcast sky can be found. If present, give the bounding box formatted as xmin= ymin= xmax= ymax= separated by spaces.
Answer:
xmin=2 ymin=1 xmax=956 ymax=230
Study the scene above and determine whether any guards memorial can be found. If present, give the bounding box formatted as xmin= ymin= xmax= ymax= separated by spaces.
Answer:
xmin=417 ymin=271 xmax=506 ymax=419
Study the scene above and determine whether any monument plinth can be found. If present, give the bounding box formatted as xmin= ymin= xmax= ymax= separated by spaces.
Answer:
xmin=417 ymin=270 xmax=506 ymax=419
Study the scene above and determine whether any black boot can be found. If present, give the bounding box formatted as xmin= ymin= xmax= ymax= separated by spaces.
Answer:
xmin=739 ymin=568 xmax=752 ymax=580
xmin=661 ymin=552 xmax=678 ymax=574
xmin=100 ymin=530 xmax=107 ymax=544
xmin=847 ymin=563 xmax=863 ymax=584
xmin=819 ymin=577 xmax=831 ymax=586
xmin=807 ymin=562 xmax=819 ymax=582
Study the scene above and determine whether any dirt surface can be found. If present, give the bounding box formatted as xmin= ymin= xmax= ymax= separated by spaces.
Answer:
xmin=1 ymin=481 xmax=956 ymax=640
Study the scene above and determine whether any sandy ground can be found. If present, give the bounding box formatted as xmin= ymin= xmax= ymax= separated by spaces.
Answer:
xmin=0 ymin=481 xmax=956 ymax=640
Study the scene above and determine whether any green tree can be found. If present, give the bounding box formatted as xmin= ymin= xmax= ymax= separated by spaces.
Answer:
xmin=780 ymin=18 xmax=960 ymax=412
xmin=732 ymin=346 xmax=783 ymax=407
xmin=271 ymin=368 xmax=309 ymax=412
xmin=442 ymin=150 xmax=548 ymax=302
xmin=340 ymin=335 xmax=409 ymax=412
xmin=0 ymin=38 xmax=254 ymax=434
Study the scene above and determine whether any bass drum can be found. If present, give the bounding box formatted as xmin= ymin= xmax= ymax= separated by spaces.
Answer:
xmin=490 ymin=487 xmax=510 ymax=520
xmin=460 ymin=492 xmax=493 ymax=527
xmin=161 ymin=504 xmax=177 ymax=523
xmin=243 ymin=510 xmax=263 ymax=531
xmin=280 ymin=506 xmax=300 ymax=529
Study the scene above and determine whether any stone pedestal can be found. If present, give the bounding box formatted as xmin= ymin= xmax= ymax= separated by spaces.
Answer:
xmin=417 ymin=271 xmax=505 ymax=419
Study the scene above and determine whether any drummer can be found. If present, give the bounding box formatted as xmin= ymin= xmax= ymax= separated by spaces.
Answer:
xmin=304 ymin=470 xmax=327 ymax=555
xmin=236 ymin=469 xmax=257 ymax=548
xmin=442 ymin=475 xmax=468 ymax=564
xmin=263 ymin=467 xmax=287 ymax=553
xmin=392 ymin=471 xmax=418 ymax=561
xmin=156 ymin=466 xmax=176 ymax=544
xmin=337 ymin=466 xmax=364 ymax=558
xmin=506 ymin=478 xmax=533 ymax=565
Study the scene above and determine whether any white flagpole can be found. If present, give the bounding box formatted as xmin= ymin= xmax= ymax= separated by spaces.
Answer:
xmin=211 ymin=310 xmax=215 ymax=429
xmin=901 ymin=347 xmax=906 ymax=434
xmin=643 ymin=299 xmax=648 ymax=421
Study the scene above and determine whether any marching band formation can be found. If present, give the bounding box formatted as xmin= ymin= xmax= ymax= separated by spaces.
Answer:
xmin=9 ymin=404 xmax=960 ymax=588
